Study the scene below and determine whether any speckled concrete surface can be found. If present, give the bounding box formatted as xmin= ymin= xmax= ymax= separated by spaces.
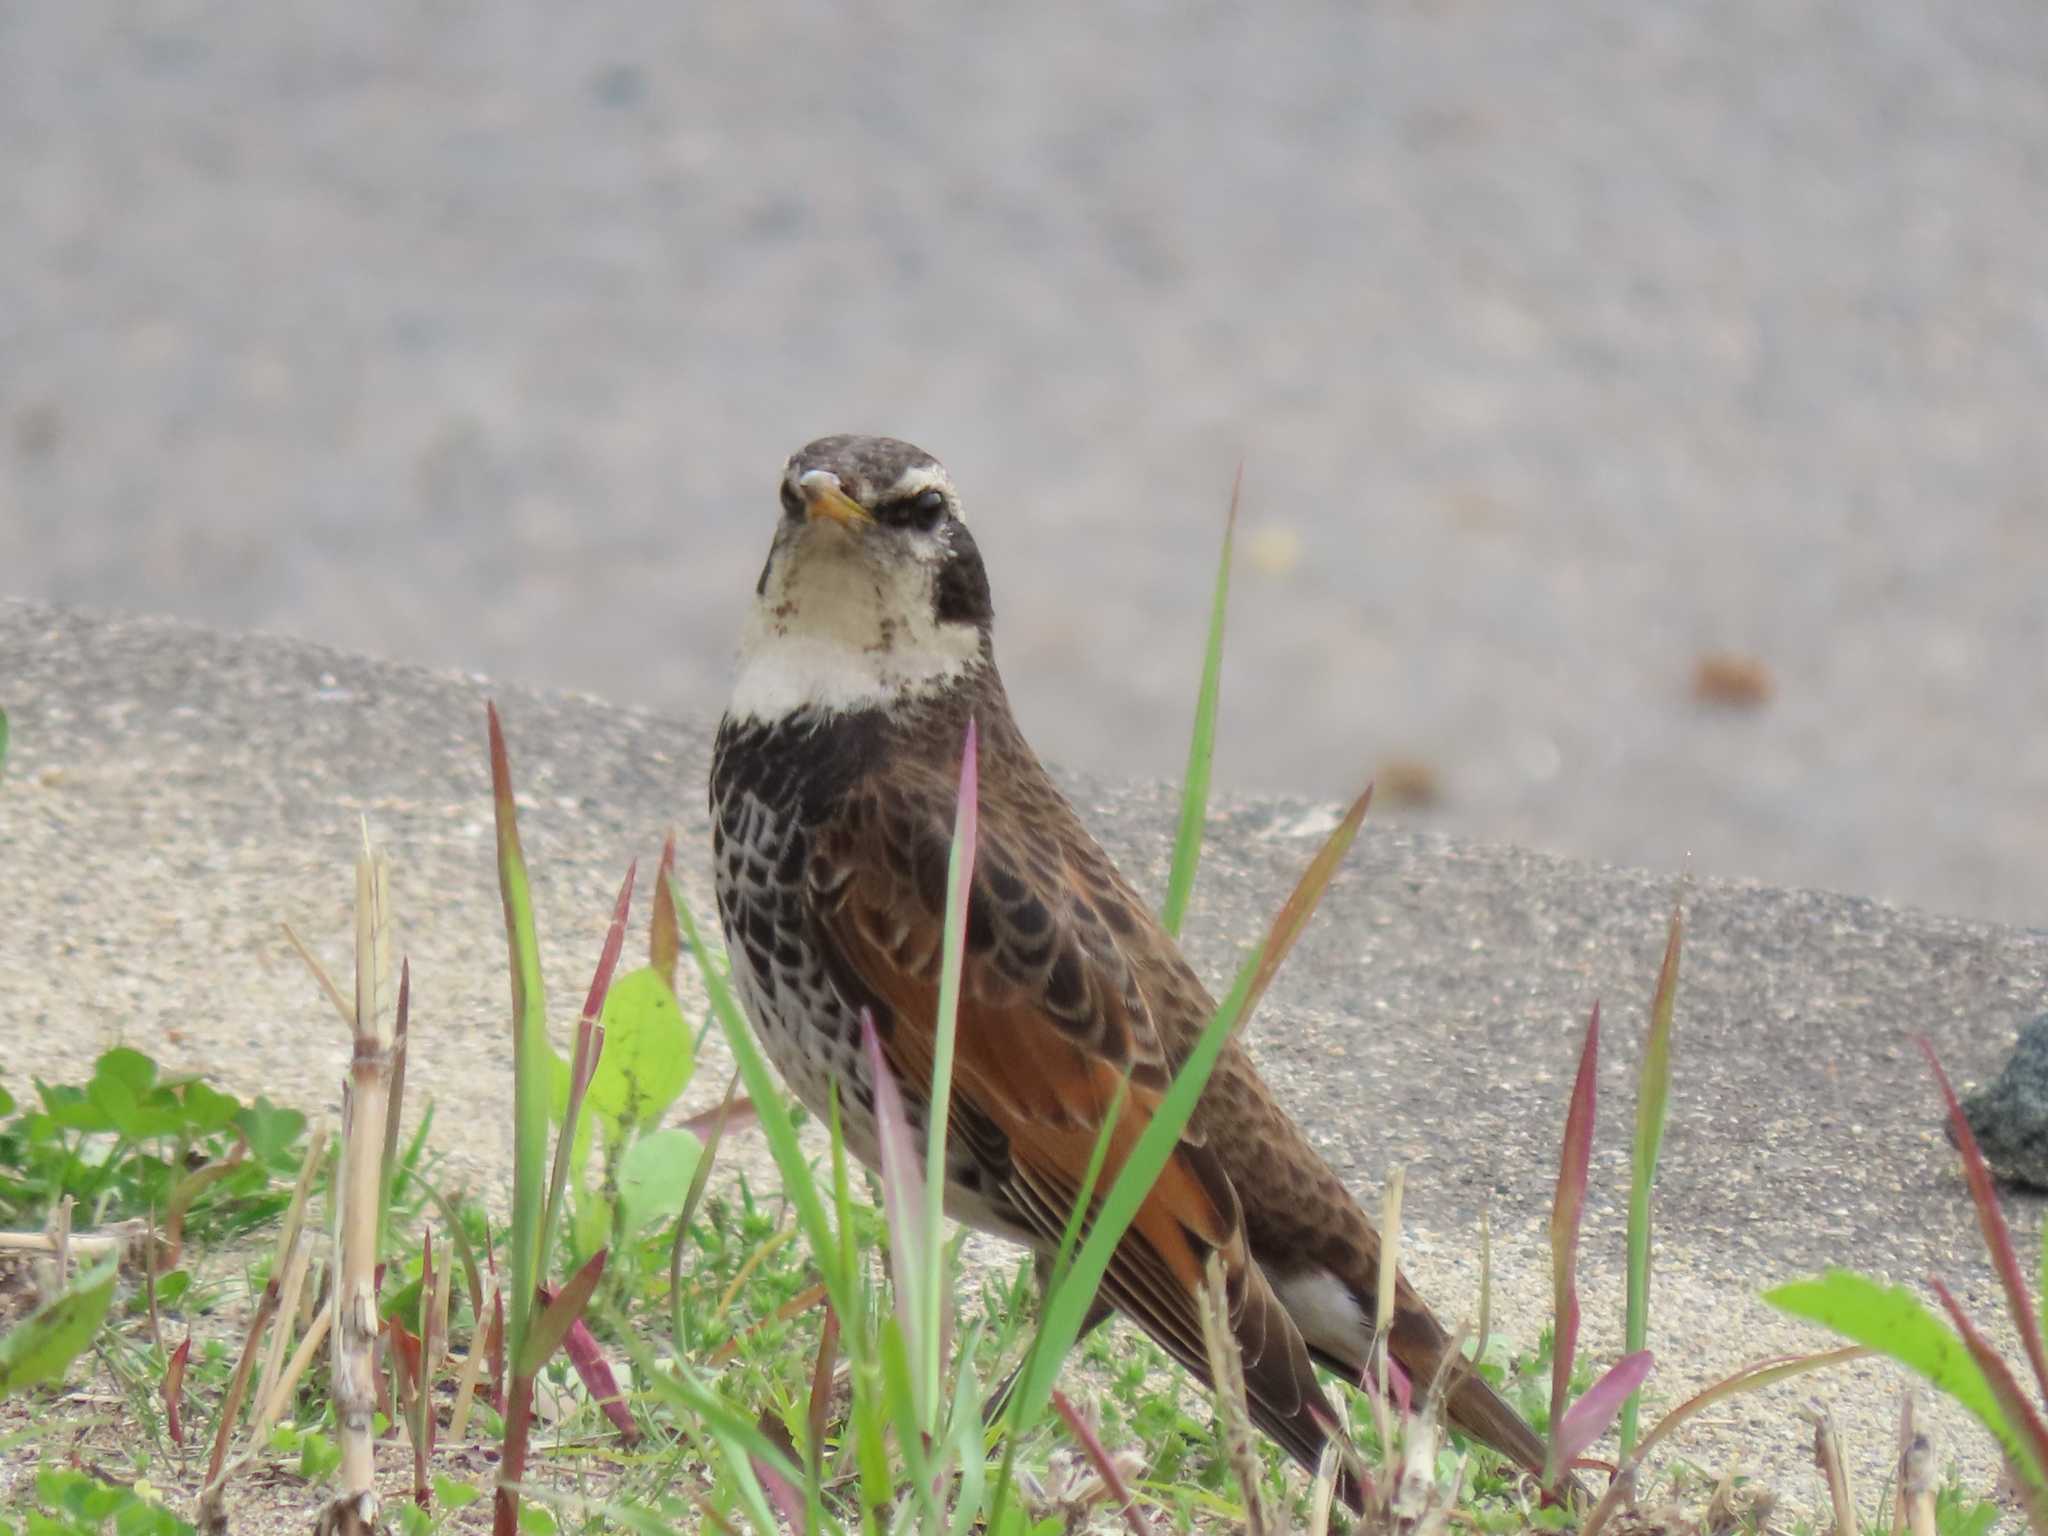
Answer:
xmin=4 ymin=1 xmax=2047 ymax=927
xmin=1 ymin=602 xmax=2041 ymax=1512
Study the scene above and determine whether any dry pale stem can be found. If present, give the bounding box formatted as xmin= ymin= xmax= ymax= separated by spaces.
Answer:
xmin=196 ymin=1105 xmax=331 ymax=1532
xmin=1807 ymin=1400 xmax=1856 ymax=1536
xmin=323 ymin=829 xmax=396 ymax=1536
xmin=1898 ymin=1393 xmax=1935 ymax=1536
xmin=255 ymin=1297 xmax=334 ymax=1436
xmin=1199 ymin=1250 xmax=1272 ymax=1536
xmin=251 ymin=1120 xmax=329 ymax=1430
xmin=449 ymin=1278 xmax=499 ymax=1442
xmin=0 ymin=1230 xmax=130 ymax=1262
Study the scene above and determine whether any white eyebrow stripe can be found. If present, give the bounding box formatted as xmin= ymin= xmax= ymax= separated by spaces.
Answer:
xmin=883 ymin=463 xmax=963 ymax=522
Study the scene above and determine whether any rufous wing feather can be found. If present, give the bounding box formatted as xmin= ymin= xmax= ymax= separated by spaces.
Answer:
xmin=805 ymin=768 xmax=1356 ymax=1504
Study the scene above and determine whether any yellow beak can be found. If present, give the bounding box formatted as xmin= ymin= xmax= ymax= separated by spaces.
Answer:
xmin=798 ymin=470 xmax=871 ymax=529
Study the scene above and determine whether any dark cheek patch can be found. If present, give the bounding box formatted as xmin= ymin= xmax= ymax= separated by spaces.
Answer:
xmin=933 ymin=544 xmax=994 ymax=627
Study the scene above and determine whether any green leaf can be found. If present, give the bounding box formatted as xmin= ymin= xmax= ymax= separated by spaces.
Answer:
xmin=0 ymin=1258 xmax=118 ymax=1399
xmin=298 ymin=1428 xmax=341 ymax=1482
xmin=233 ymin=1098 xmax=307 ymax=1165
xmin=41 ymin=1081 xmax=113 ymax=1134
xmin=1766 ymin=1272 xmax=2007 ymax=1447
xmin=0 ymin=708 xmax=9 ymax=775
xmin=617 ymin=1128 xmax=702 ymax=1238
xmin=88 ymin=1051 xmax=183 ymax=1141
xmin=569 ymin=1187 xmax=610 ymax=1264
xmin=433 ymin=1476 xmax=483 ymax=1511
xmin=92 ymin=1049 xmax=157 ymax=1099
xmin=1160 ymin=470 xmax=1239 ymax=939
xmin=517 ymin=1503 xmax=557 ymax=1536
xmin=919 ymin=719 xmax=978 ymax=1435
xmin=1620 ymin=897 xmax=1681 ymax=1455
xmin=0 ymin=1083 xmax=13 ymax=1118
xmin=586 ymin=967 xmax=693 ymax=1135
xmin=175 ymin=1081 xmax=241 ymax=1135
xmin=987 ymin=780 xmax=1370 ymax=1531
xmin=489 ymin=703 xmax=551 ymax=1364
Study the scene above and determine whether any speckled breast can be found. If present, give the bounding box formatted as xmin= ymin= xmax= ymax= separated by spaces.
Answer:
xmin=709 ymin=710 xmax=887 ymax=1163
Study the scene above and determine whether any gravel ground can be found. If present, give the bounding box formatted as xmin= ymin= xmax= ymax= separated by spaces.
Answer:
xmin=3 ymin=602 xmax=2043 ymax=1521
xmin=3 ymin=1 xmax=2046 ymax=926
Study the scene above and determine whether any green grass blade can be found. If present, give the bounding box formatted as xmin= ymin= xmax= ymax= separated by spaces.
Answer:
xmin=1766 ymin=1271 xmax=2008 ymax=1452
xmin=997 ymin=779 xmax=1368 ymax=1522
xmin=488 ymin=703 xmax=550 ymax=1361
xmin=1620 ymin=896 xmax=1681 ymax=1455
xmin=1159 ymin=467 xmax=1240 ymax=939
xmin=922 ymin=719 xmax=979 ymax=1436
xmin=1007 ymin=947 xmax=1258 ymax=1438
xmin=671 ymin=880 xmax=850 ymax=1318
xmin=1240 ymin=784 xmax=1370 ymax=1032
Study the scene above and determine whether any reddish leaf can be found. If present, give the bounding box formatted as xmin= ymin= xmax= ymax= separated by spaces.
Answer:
xmin=163 ymin=1335 xmax=191 ymax=1447
xmin=487 ymin=1284 xmax=506 ymax=1412
xmin=678 ymin=1095 xmax=761 ymax=1141
xmin=419 ymin=1229 xmax=437 ymax=1458
xmin=651 ymin=831 xmax=680 ymax=993
xmin=1053 ymin=1388 xmax=1154 ymax=1536
xmin=1922 ymin=1039 xmax=2048 ymax=1406
xmin=806 ymin=1304 xmax=840 ymax=1476
xmin=382 ymin=959 xmax=412 ymax=1220
xmin=1931 ymin=1278 xmax=2048 ymax=1503
xmin=861 ymin=1007 xmax=928 ymax=1364
xmin=387 ymin=1313 xmax=424 ymax=1394
xmin=519 ymin=1247 xmax=608 ymax=1378
xmin=1552 ymin=1350 xmax=1653 ymax=1472
xmin=162 ymin=1142 xmax=249 ymax=1270
xmin=577 ymin=861 xmax=637 ymax=1031
xmin=750 ymin=1411 xmax=807 ymax=1532
xmin=556 ymin=1310 xmax=639 ymax=1445
xmin=1548 ymin=1000 xmax=1600 ymax=1487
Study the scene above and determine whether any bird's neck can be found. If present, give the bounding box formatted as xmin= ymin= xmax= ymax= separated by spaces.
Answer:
xmin=728 ymin=551 xmax=987 ymax=725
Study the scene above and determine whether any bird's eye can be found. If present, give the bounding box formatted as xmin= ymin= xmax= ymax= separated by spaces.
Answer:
xmin=779 ymin=481 xmax=806 ymax=520
xmin=877 ymin=488 xmax=948 ymax=531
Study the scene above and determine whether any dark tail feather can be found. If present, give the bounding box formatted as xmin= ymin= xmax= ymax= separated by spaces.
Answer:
xmin=1105 ymin=1247 xmax=1366 ymax=1514
xmin=1385 ymin=1284 xmax=1586 ymax=1502
xmin=1292 ymin=1264 xmax=1570 ymax=1498
xmin=1226 ymin=1265 xmax=1367 ymax=1514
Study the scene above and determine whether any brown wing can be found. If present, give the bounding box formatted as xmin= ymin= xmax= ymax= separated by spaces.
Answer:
xmin=804 ymin=764 xmax=1342 ymax=1479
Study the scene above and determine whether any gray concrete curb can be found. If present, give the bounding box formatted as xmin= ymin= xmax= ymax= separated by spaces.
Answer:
xmin=3 ymin=597 xmax=2040 ymax=1511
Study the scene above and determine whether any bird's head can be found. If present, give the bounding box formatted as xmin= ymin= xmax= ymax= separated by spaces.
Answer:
xmin=731 ymin=435 xmax=994 ymax=723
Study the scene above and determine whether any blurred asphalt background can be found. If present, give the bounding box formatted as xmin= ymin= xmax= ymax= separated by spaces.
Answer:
xmin=3 ymin=1 xmax=2045 ymax=926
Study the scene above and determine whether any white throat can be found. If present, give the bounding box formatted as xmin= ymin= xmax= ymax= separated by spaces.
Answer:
xmin=729 ymin=533 xmax=982 ymax=722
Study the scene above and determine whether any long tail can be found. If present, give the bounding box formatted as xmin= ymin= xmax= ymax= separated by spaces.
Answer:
xmin=1384 ymin=1277 xmax=1551 ymax=1478
xmin=1279 ymin=1257 xmax=1564 ymax=1495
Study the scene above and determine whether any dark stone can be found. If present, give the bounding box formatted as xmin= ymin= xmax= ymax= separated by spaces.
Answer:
xmin=1959 ymin=1015 xmax=2048 ymax=1190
